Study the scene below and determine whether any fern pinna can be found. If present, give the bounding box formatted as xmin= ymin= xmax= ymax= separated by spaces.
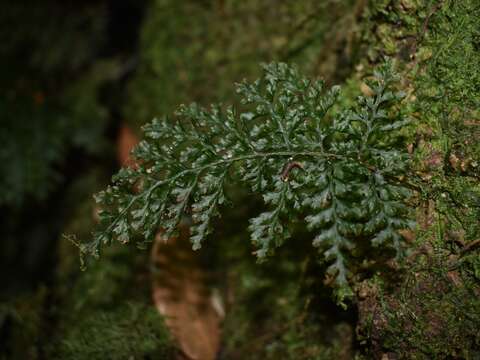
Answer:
xmin=83 ymin=60 xmax=413 ymax=302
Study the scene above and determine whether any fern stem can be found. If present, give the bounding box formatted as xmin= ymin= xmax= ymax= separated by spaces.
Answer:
xmin=97 ymin=151 xmax=334 ymax=245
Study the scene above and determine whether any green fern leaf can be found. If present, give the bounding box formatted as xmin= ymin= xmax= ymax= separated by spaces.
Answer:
xmin=82 ymin=60 xmax=413 ymax=304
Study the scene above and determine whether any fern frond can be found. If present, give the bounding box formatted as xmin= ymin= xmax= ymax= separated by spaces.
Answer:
xmin=84 ymin=60 xmax=413 ymax=303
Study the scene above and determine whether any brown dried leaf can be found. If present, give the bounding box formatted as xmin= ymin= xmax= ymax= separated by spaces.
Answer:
xmin=151 ymin=230 xmax=222 ymax=360
xmin=117 ymin=123 xmax=140 ymax=167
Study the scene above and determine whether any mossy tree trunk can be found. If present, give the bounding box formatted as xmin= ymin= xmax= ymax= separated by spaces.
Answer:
xmin=1 ymin=1 xmax=479 ymax=359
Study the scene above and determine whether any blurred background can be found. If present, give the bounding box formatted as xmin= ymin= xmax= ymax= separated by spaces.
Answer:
xmin=0 ymin=1 xmax=361 ymax=358
xmin=2 ymin=1 xmax=456 ymax=359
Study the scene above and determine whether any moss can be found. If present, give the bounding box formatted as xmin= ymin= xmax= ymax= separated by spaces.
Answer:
xmin=221 ymin=262 xmax=356 ymax=360
xmin=124 ymin=0 xmax=357 ymax=128
xmin=358 ymin=249 xmax=480 ymax=359
xmin=54 ymin=302 xmax=175 ymax=360
xmin=48 ymin=174 xmax=177 ymax=359
xmin=215 ymin=210 xmax=357 ymax=359
xmin=350 ymin=1 xmax=480 ymax=358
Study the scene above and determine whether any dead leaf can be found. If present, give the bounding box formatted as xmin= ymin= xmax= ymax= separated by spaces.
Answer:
xmin=116 ymin=123 xmax=222 ymax=359
xmin=151 ymin=230 xmax=222 ymax=360
xmin=117 ymin=123 xmax=140 ymax=167
xmin=360 ymin=82 xmax=374 ymax=97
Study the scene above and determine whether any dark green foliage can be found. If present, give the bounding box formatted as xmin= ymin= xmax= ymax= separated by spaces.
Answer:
xmin=57 ymin=302 xmax=175 ymax=360
xmin=0 ymin=100 xmax=66 ymax=206
xmin=0 ymin=62 xmax=113 ymax=207
xmin=86 ymin=61 xmax=412 ymax=302
xmin=0 ymin=2 xmax=112 ymax=207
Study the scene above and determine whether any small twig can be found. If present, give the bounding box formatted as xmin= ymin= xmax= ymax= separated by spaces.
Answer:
xmin=411 ymin=0 xmax=445 ymax=63
xmin=419 ymin=2 xmax=444 ymax=41
xmin=280 ymin=161 xmax=304 ymax=181
xmin=460 ymin=239 xmax=480 ymax=256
